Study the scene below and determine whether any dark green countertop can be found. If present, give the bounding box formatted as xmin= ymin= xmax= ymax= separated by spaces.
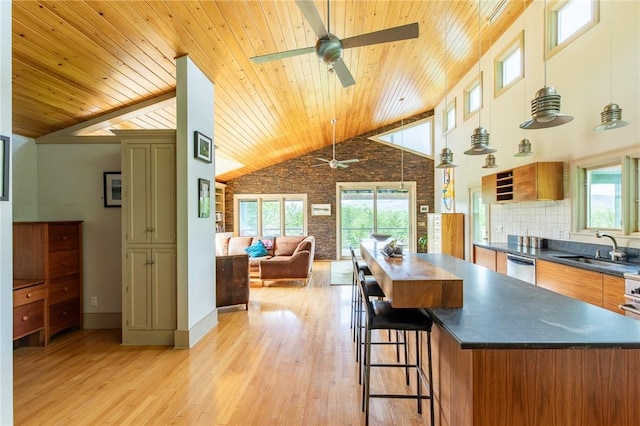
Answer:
xmin=419 ymin=253 xmax=640 ymax=349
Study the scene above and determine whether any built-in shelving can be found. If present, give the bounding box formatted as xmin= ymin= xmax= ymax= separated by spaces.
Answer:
xmin=495 ymin=171 xmax=514 ymax=202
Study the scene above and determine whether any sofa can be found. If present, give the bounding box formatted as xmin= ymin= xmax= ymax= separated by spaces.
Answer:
xmin=216 ymin=235 xmax=315 ymax=286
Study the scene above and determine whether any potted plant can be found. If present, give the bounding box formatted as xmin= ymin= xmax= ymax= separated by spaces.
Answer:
xmin=418 ymin=235 xmax=428 ymax=253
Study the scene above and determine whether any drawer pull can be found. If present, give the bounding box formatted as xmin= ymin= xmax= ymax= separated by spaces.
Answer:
xmin=62 ymin=235 xmax=69 ymax=240
xmin=26 ymin=293 xmax=32 ymax=298
xmin=62 ymin=286 xmax=69 ymax=292
xmin=22 ymin=315 xmax=29 ymax=322
xmin=62 ymin=311 xmax=68 ymax=316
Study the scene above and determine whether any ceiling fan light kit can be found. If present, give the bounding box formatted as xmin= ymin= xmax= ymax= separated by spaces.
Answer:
xmin=249 ymin=0 xmax=419 ymax=88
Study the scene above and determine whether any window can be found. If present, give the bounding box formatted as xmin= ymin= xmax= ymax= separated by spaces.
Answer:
xmin=369 ymin=116 xmax=433 ymax=157
xmin=235 ymin=194 xmax=307 ymax=236
xmin=495 ymin=32 xmax=524 ymax=97
xmin=585 ymin=164 xmax=622 ymax=230
xmin=464 ymin=73 xmax=482 ymax=121
xmin=443 ymin=98 xmax=456 ymax=134
xmin=548 ymin=0 xmax=599 ymax=57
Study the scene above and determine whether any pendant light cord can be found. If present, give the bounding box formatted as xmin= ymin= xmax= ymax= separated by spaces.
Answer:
xmin=444 ymin=6 xmax=449 ymax=149
xmin=400 ymin=97 xmax=405 ymax=187
xmin=478 ymin=0 xmax=482 ymax=127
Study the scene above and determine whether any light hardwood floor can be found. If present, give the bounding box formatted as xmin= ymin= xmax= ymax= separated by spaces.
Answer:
xmin=13 ymin=261 xmax=433 ymax=425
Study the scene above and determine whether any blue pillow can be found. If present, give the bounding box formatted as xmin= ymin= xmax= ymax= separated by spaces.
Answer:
xmin=245 ymin=240 xmax=268 ymax=257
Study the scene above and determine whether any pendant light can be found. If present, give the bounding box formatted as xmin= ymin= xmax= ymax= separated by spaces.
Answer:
xmin=436 ymin=7 xmax=458 ymax=169
xmin=482 ymin=153 xmax=498 ymax=168
xmin=465 ymin=0 xmax=496 ymax=155
xmin=520 ymin=0 xmax=573 ymax=129
xmin=595 ymin=0 xmax=629 ymax=130
xmin=514 ymin=0 xmax=534 ymax=157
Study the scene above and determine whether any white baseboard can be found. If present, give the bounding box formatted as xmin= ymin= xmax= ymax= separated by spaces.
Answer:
xmin=173 ymin=309 xmax=219 ymax=349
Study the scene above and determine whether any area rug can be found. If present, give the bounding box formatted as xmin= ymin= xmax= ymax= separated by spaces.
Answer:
xmin=330 ymin=260 xmax=352 ymax=286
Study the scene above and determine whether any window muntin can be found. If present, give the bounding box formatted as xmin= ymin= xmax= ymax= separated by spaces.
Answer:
xmin=584 ymin=163 xmax=622 ymax=230
xmin=464 ymin=73 xmax=482 ymax=121
xmin=495 ymin=32 xmax=524 ymax=97
xmin=548 ymin=0 xmax=599 ymax=58
xmin=235 ymin=194 xmax=307 ymax=236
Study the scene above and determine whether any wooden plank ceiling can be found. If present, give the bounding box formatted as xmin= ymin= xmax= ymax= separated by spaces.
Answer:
xmin=12 ymin=0 xmax=529 ymax=181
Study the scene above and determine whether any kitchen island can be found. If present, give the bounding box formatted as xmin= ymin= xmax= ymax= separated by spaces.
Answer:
xmin=363 ymin=246 xmax=640 ymax=425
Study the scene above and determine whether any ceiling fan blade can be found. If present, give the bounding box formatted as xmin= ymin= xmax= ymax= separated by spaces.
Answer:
xmin=342 ymin=22 xmax=419 ymax=49
xmin=311 ymin=163 xmax=329 ymax=167
xmin=250 ymin=46 xmax=315 ymax=64
xmin=337 ymin=163 xmax=349 ymax=169
xmin=295 ymin=0 xmax=329 ymax=39
xmin=332 ymin=58 xmax=355 ymax=87
xmin=315 ymin=157 xmax=331 ymax=162
xmin=339 ymin=159 xmax=359 ymax=164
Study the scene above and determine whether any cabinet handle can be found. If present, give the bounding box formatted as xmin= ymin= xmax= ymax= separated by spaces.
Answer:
xmin=26 ymin=293 xmax=32 ymax=298
xmin=146 ymin=260 xmax=154 ymax=265
xmin=22 ymin=315 xmax=29 ymax=322
xmin=146 ymin=227 xmax=155 ymax=232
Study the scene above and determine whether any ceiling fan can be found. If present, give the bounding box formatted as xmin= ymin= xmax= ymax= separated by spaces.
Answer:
xmin=312 ymin=118 xmax=359 ymax=169
xmin=249 ymin=0 xmax=419 ymax=88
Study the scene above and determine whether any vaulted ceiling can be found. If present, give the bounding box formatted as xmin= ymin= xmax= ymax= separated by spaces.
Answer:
xmin=12 ymin=0 xmax=530 ymax=181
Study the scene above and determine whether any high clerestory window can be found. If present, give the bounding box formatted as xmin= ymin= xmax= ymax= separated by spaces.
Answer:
xmin=495 ymin=31 xmax=524 ymax=97
xmin=464 ymin=73 xmax=482 ymax=121
xmin=547 ymin=0 xmax=599 ymax=58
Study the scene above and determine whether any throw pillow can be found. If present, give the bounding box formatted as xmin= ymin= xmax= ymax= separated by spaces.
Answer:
xmin=245 ymin=240 xmax=268 ymax=258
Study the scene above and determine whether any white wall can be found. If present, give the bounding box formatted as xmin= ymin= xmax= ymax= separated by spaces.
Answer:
xmin=0 ymin=0 xmax=12 ymax=422
xmin=433 ymin=0 xmax=640 ymax=252
xmin=175 ymin=56 xmax=217 ymax=348
xmin=35 ymin=144 xmax=122 ymax=324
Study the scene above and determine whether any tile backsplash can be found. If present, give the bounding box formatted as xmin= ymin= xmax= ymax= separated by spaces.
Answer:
xmin=490 ymin=199 xmax=572 ymax=242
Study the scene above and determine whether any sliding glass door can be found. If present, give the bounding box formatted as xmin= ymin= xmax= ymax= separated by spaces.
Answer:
xmin=337 ymin=183 xmax=414 ymax=258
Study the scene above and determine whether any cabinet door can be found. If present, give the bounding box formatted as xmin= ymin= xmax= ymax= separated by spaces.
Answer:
xmin=125 ymin=248 xmax=152 ymax=330
xmin=151 ymin=248 xmax=176 ymax=330
xmin=496 ymin=251 xmax=508 ymax=274
xmin=473 ymin=246 xmax=496 ymax=271
xmin=124 ymin=144 xmax=152 ymax=244
xmin=513 ymin=163 xmax=536 ymax=202
xmin=481 ymin=174 xmax=497 ymax=204
xmin=602 ymin=274 xmax=625 ymax=314
xmin=150 ymin=144 xmax=176 ymax=244
xmin=536 ymin=260 xmax=603 ymax=307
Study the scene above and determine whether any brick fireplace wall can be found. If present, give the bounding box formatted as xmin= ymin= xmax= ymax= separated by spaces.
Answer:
xmin=222 ymin=114 xmax=435 ymax=260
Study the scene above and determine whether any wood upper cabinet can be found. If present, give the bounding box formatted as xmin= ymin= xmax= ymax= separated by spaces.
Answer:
xmin=536 ymin=259 xmax=603 ymax=307
xmin=473 ymin=246 xmax=496 ymax=271
xmin=427 ymin=213 xmax=464 ymax=259
xmin=482 ymin=162 xmax=563 ymax=204
xmin=513 ymin=162 xmax=564 ymax=202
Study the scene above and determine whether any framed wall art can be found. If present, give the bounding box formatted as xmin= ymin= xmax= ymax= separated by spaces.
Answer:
xmin=194 ymin=131 xmax=212 ymax=163
xmin=311 ymin=204 xmax=331 ymax=216
xmin=103 ymin=171 xmax=122 ymax=207
xmin=198 ymin=178 xmax=211 ymax=218
xmin=0 ymin=135 xmax=9 ymax=202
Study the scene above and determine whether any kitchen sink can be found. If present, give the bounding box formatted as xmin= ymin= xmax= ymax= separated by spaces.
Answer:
xmin=551 ymin=254 xmax=639 ymax=272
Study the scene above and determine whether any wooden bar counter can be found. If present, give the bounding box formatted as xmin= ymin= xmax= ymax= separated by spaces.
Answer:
xmin=359 ymin=241 xmax=463 ymax=308
xmin=360 ymin=247 xmax=640 ymax=426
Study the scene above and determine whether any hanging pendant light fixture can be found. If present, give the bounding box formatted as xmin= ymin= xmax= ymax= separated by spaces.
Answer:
xmin=465 ymin=0 xmax=496 ymax=155
xmin=520 ymin=0 xmax=573 ymax=129
xmin=436 ymin=7 xmax=458 ymax=169
xmin=515 ymin=0 xmax=534 ymax=157
xmin=595 ymin=1 xmax=629 ymax=130
xmin=482 ymin=153 xmax=498 ymax=168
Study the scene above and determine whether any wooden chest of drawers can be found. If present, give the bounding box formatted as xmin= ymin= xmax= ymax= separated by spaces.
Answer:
xmin=13 ymin=221 xmax=83 ymax=345
xmin=12 ymin=281 xmax=47 ymax=344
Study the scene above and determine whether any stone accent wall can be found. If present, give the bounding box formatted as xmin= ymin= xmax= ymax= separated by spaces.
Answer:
xmin=222 ymin=113 xmax=435 ymax=260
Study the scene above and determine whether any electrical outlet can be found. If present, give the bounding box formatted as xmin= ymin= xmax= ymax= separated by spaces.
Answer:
xmin=91 ymin=296 xmax=98 ymax=306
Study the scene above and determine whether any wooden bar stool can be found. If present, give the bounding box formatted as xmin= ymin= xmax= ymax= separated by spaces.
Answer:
xmin=358 ymin=270 xmax=435 ymax=426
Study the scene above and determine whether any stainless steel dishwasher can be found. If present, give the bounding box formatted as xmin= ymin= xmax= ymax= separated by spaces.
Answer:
xmin=506 ymin=253 xmax=536 ymax=285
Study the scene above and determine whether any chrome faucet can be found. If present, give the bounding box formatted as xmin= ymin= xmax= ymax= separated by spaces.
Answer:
xmin=595 ymin=230 xmax=626 ymax=261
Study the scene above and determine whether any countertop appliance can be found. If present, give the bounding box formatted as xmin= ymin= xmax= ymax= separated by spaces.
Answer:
xmin=506 ymin=253 xmax=536 ymax=285
xmin=621 ymin=272 xmax=640 ymax=320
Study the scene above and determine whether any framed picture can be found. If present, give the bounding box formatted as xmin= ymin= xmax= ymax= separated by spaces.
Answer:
xmin=0 ymin=135 xmax=9 ymax=202
xmin=103 ymin=171 xmax=122 ymax=207
xmin=311 ymin=203 xmax=331 ymax=216
xmin=194 ymin=131 xmax=212 ymax=163
xmin=198 ymin=178 xmax=211 ymax=218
